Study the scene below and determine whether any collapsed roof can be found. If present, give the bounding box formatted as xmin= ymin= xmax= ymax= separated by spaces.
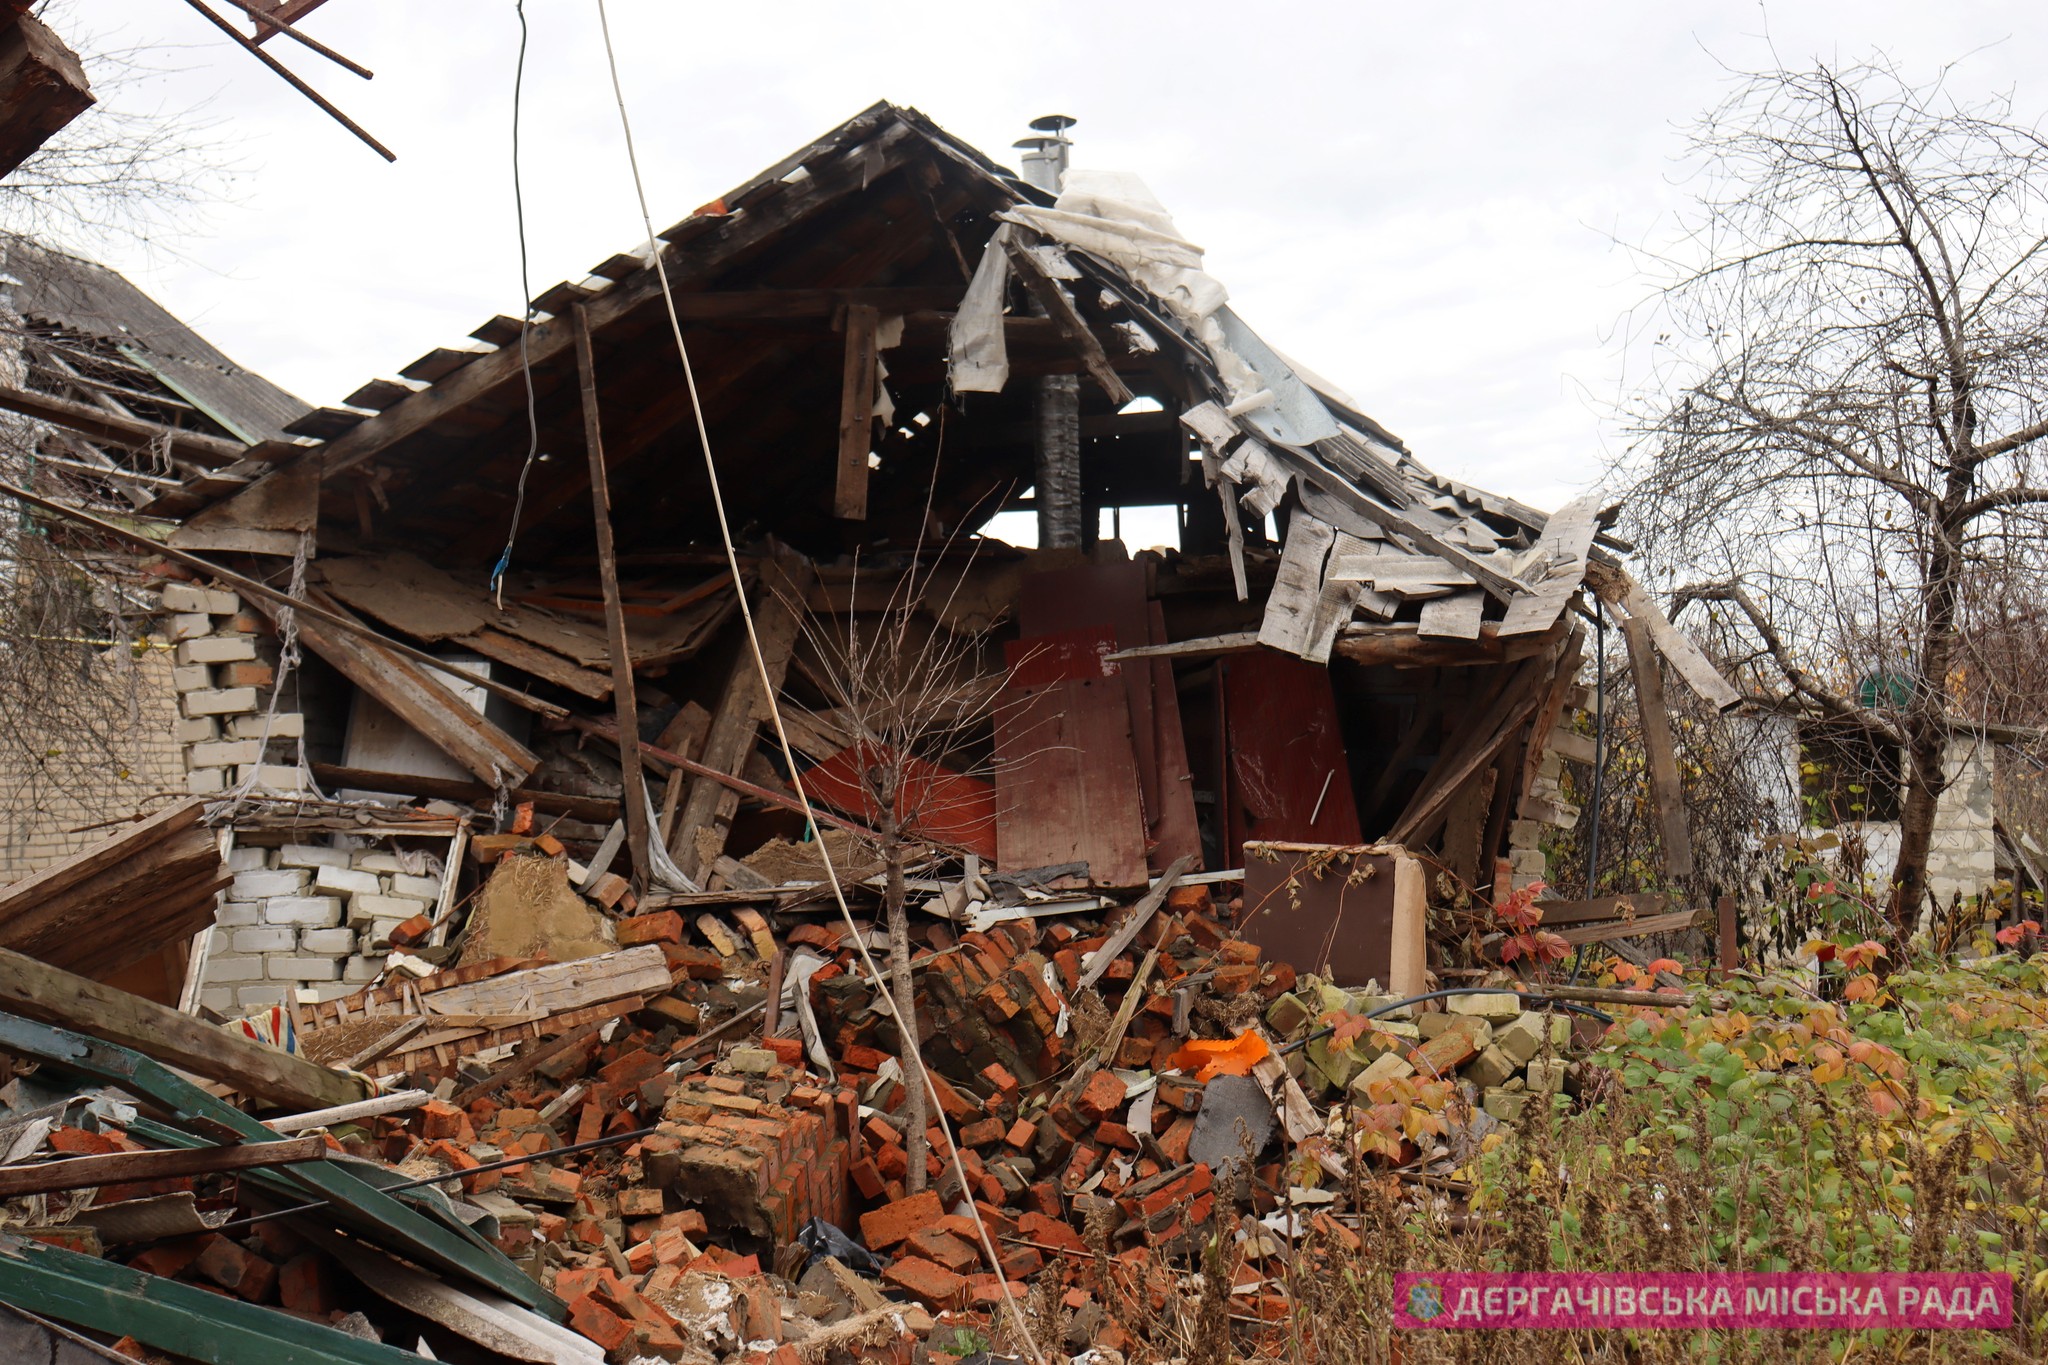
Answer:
xmin=150 ymin=100 xmax=1618 ymax=660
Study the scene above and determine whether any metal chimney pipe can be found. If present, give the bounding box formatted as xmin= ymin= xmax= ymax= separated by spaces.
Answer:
xmin=1013 ymin=113 xmax=1076 ymax=194
xmin=1014 ymin=115 xmax=1085 ymax=547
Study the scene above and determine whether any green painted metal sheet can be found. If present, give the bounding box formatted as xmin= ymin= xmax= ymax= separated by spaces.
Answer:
xmin=0 ymin=1233 xmax=425 ymax=1365
xmin=0 ymin=1011 xmax=563 ymax=1319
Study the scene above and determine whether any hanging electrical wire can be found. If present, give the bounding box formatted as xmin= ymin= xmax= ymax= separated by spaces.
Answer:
xmin=488 ymin=0 xmax=546 ymax=609
xmin=584 ymin=8 xmax=1047 ymax=1361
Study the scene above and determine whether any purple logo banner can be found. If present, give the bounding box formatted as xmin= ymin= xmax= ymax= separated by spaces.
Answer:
xmin=1393 ymin=1272 xmax=2011 ymax=1330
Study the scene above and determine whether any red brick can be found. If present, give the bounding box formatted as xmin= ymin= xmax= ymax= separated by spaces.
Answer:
xmin=51 ymin=1126 xmax=125 ymax=1156
xmin=417 ymin=1100 xmax=466 ymax=1142
xmin=882 ymin=1254 xmax=970 ymax=1310
xmin=957 ymin=1117 xmax=1006 ymax=1148
xmin=905 ymin=1226 xmax=981 ymax=1275
xmin=617 ymin=911 xmax=685 ymax=946
xmin=126 ymin=1239 xmax=206 ymax=1280
xmin=387 ymin=913 xmax=434 ymax=948
xmin=599 ymin=1048 xmax=664 ymax=1088
xmin=849 ymin=1157 xmax=886 ymax=1200
xmin=762 ymin=1036 xmax=805 ymax=1066
xmin=555 ymin=1267 xmax=619 ymax=1301
xmin=857 ymin=1189 xmax=943 ymax=1250
xmin=1159 ymin=1116 xmax=1196 ymax=1166
xmin=1076 ymin=1070 xmax=1126 ymax=1124
xmin=567 ymin=1294 xmax=633 ymax=1354
xmin=277 ymin=1253 xmax=343 ymax=1316
xmin=194 ymin=1238 xmax=276 ymax=1302
xmin=1096 ymin=1121 xmax=1139 ymax=1152
xmin=730 ymin=1280 xmax=783 ymax=1343
xmin=1210 ymin=964 xmax=1258 ymax=995
xmin=664 ymin=944 xmax=725 ymax=978
xmin=217 ymin=661 xmax=276 ymax=689
xmin=1016 ymin=1212 xmax=1089 ymax=1254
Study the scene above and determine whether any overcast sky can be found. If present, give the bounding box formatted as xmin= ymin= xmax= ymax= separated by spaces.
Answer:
xmin=45 ymin=1 xmax=2048 ymax=522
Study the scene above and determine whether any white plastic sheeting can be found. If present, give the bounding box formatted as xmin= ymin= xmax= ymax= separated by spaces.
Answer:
xmin=947 ymin=223 xmax=1014 ymax=393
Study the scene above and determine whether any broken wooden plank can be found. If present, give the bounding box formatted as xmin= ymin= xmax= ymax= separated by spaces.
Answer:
xmin=995 ymin=626 xmax=1151 ymax=888
xmin=1327 ymin=553 xmax=1471 ymax=588
xmin=0 ymin=1135 xmax=329 ymax=1198
xmin=0 ymin=946 xmax=366 ymax=1111
xmin=1004 ymin=233 xmax=1134 ymax=406
xmin=668 ymin=558 xmax=813 ymax=881
xmin=0 ymin=382 xmax=245 ymax=469
xmin=1075 ymin=856 xmax=1192 ymax=992
xmin=1256 ymin=510 xmax=1334 ymax=656
xmin=1417 ymin=589 xmax=1486 ymax=639
xmin=0 ymin=483 xmax=570 ymax=721
xmin=834 ymin=303 xmax=881 ymax=519
xmin=1553 ymin=908 xmax=1706 ymax=947
xmin=306 ymin=764 xmax=616 ymax=823
xmin=1528 ymin=893 xmax=1677 ymax=926
xmin=1104 ymin=631 xmax=1261 ymax=663
xmin=283 ymin=591 xmax=539 ymax=786
xmin=1621 ymin=610 xmax=1695 ymax=877
xmin=456 ymin=629 xmax=612 ymax=701
xmin=573 ymin=304 xmax=651 ymax=890
xmin=1299 ymin=530 xmax=1377 ymax=663
xmin=1497 ymin=491 xmax=1600 ymax=637
xmin=0 ymin=12 xmax=92 ymax=180
xmin=1621 ymin=578 xmax=1743 ymax=713
xmin=1387 ymin=654 xmax=1552 ymax=847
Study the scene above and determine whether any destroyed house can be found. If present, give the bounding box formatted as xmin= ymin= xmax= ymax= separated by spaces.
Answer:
xmin=0 ymin=101 xmax=1736 ymax=1010
xmin=0 ymin=102 xmax=1772 ymax=1362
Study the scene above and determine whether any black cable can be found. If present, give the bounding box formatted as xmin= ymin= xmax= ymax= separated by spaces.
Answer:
xmin=1278 ymin=987 xmax=1613 ymax=1056
xmin=490 ymin=0 xmax=544 ymax=600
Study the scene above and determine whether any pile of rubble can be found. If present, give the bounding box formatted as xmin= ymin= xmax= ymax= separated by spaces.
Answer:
xmin=0 ymin=823 xmax=1632 ymax=1365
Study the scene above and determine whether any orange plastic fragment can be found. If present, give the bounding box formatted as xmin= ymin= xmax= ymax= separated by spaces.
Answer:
xmin=1164 ymin=1031 xmax=1270 ymax=1082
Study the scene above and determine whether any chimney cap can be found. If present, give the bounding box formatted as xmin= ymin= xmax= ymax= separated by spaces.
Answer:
xmin=1028 ymin=113 xmax=1077 ymax=135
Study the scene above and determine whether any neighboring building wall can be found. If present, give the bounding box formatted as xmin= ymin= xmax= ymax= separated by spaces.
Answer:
xmin=0 ymin=644 xmax=186 ymax=882
xmin=1752 ymin=721 xmax=1998 ymax=908
xmin=1924 ymin=739 xmax=1995 ymax=908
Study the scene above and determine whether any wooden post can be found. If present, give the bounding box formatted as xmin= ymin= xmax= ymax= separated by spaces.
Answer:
xmin=834 ymin=304 xmax=880 ymax=520
xmin=1620 ymin=611 xmax=1695 ymax=877
xmin=1715 ymin=894 xmax=1738 ymax=980
xmin=573 ymin=304 xmax=651 ymax=891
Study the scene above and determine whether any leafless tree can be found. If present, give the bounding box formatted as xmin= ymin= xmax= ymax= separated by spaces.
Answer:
xmin=790 ymin=550 xmax=1013 ymax=1195
xmin=0 ymin=3 xmax=234 ymax=253
xmin=1617 ymin=56 xmax=2048 ymax=932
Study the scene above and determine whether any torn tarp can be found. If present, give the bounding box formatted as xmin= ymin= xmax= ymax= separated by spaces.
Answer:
xmin=948 ymin=223 xmax=1014 ymax=393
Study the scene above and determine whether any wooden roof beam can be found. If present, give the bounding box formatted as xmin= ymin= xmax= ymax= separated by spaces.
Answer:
xmin=0 ymin=10 xmax=90 ymax=179
xmin=0 ymin=381 xmax=247 ymax=468
xmin=312 ymin=120 xmax=927 ymax=483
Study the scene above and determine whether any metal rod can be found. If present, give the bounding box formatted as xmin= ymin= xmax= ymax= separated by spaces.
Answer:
xmin=211 ymin=1124 xmax=660 ymax=1234
xmin=207 ymin=0 xmax=373 ymax=78
xmin=177 ymin=0 xmax=395 ymax=161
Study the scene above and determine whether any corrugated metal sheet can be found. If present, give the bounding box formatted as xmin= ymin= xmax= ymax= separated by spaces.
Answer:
xmin=0 ymin=235 xmax=309 ymax=442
